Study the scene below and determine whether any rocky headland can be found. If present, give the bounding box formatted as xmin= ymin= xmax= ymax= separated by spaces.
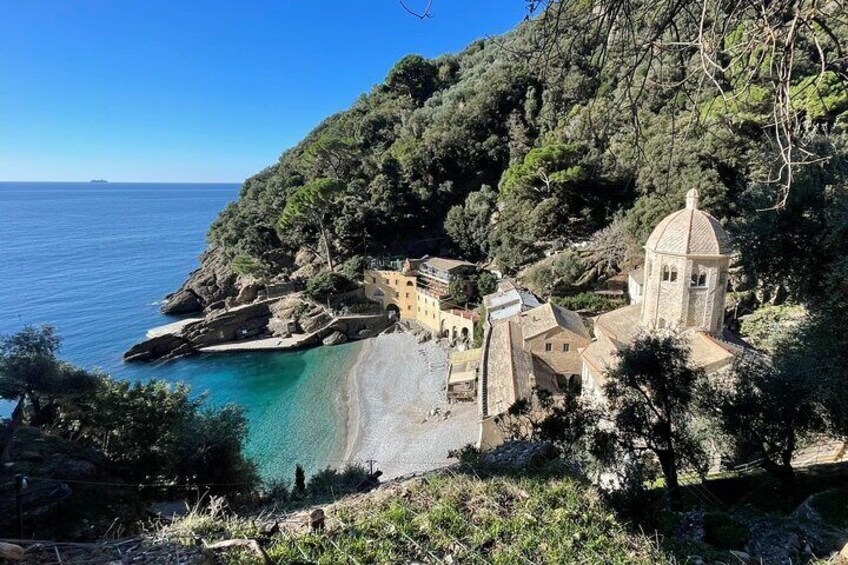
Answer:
xmin=125 ymin=290 xmax=391 ymax=362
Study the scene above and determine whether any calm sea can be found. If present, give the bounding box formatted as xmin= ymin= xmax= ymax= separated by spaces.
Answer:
xmin=0 ymin=182 xmax=356 ymax=480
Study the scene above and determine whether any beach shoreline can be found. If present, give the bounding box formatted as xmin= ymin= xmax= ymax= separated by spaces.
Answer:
xmin=337 ymin=330 xmax=479 ymax=479
xmin=341 ymin=339 xmax=368 ymax=462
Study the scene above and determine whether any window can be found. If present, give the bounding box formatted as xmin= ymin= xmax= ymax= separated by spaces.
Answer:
xmin=407 ymin=305 xmax=411 ymax=310
xmin=562 ymin=343 xmax=570 ymax=352
xmin=545 ymin=343 xmax=552 ymax=352
xmin=690 ymin=272 xmax=707 ymax=287
xmin=661 ymin=265 xmax=678 ymax=282
xmin=372 ymin=277 xmax=377 ymax=284
xmin=405 ymin=293 xmax=409 ymax=298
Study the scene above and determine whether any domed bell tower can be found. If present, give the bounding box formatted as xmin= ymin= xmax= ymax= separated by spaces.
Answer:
xmin=639 ymin=189 xmax=731 ymax=334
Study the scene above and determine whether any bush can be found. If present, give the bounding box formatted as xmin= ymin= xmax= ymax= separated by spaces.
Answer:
xmin=739 ymin=304 xmax=807 ymax=354
xmin=307 ymin=464 xmax=371 ymax=498
xmin=810 ymin=487 xmax=848 ymax=529
xmin=524 ymin=251 xmax=585 ymax=298
xmin=703 ymin=512 xmax=750 ymax=550
xmin=551 ymin=292 xmax=626 ymax=313
xmin=476 ymin=272 xmax=498 ymax=296
xmin=305 ymin=270 xmax=356 ymax=300
xmin=54 ymin=376 xmax=258 ymax=495
xmin=231 ymin=254 xmax=267 ymax=277
xmin=341 ymin=255 xmax=367 ymax=281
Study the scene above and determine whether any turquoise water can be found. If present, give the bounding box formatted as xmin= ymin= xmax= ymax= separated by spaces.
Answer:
xmin=0 ymin=182 xmax=356 ymax=479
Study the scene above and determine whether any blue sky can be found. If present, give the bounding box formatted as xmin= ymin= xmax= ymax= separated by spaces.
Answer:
xmin=0 ymin=1 xmax=526 ymax=183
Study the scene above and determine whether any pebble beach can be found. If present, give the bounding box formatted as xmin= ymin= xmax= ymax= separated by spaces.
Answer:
xmin=341 ymin=331 xmax=479 ymax=479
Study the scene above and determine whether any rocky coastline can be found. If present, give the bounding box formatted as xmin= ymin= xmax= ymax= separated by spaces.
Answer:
xmin=126 ymin=266 xmax=391 ymax=362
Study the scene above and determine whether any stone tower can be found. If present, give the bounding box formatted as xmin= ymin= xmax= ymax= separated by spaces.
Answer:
xmin=639 ymin=189 xmax=731 ymax=333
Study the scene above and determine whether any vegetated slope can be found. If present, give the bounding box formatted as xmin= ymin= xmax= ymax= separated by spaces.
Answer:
xmin=160 ymin=466 xmax=672 ymax=564
xmin=185 ymin=3 xmax=846 ymax=305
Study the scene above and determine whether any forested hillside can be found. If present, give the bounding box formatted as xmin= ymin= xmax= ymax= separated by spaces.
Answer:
xmin=199 ymin=3 xmax=846 ymax=285
xmin=176 ymin=0 xmax=848 ymax=464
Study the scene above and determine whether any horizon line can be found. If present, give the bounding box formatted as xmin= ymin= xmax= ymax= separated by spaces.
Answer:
xmin=0 ymin=179 xmax=242 ymax=185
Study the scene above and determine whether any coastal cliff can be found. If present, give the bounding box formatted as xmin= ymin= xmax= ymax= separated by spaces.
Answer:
xmin=161 ymin=248 xmax=239 ymax=315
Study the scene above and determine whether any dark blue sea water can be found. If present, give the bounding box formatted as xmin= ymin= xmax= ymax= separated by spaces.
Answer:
xmin=0 ymin=182 xmax=356 ymax=480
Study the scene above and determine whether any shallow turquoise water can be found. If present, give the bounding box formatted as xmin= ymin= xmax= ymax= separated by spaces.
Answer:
xmin=0 ymin=182 xmax=355 ymax=479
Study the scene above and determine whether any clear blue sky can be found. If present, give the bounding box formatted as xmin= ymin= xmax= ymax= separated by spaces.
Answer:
xmin=0 ymin=1 xmax=526 ymax=183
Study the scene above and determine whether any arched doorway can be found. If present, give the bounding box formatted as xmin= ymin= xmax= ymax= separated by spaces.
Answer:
xmin=386 ymin=304 xmax=400 ymax=320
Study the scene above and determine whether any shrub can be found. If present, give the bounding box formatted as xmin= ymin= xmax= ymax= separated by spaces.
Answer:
xmin=810 ymin=487 xmax=848 ymax=529
xmin=231 ymin=254 xmax=267 ymax=277
xmin=739 ymin=304 xmax=807 ymax=354
xmin=341 ymin=255 xmax=367 ymax=280
xmin=551 ymin=292 xmax=626 ymax=313
xmin=524 ymin=251 xmax=585 ymax=298
xmin=305 ymin=270 xmax=356 ymax=300
xmin=307 ymin=464 xmax=371 ymax=498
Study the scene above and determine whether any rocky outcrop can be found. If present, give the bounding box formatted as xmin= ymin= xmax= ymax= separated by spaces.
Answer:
xmin=131 ymin=295 xmax=392 ymax=362
xmin=161 ymin=248 xmax=238 ymax=315
xmin=124 ymin=334 xmax=195 ymax=362
xmin=322 ymin=331 xmax=348 ymax=345
xmin=181 ymin=301 xmax=274 ymax=347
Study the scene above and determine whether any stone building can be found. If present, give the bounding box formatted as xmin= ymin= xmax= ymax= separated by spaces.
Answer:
xmin=478 ymin=301 xmax=591 ymax=449
xmin=580 ymin=189 xmax=742 ymax=402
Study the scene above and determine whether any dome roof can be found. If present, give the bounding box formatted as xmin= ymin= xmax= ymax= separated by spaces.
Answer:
xmin=645 ymin=189 xmax=730 ymax=256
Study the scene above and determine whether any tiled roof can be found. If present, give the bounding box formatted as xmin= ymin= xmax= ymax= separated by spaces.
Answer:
xmin=422 ymin=257 xmax=477 ymax=272
xmin=594 ymin=303 xmax=641 ymax=345
xmin=645 ymin=190 xmax=730 ymax=256
xmin=520 ymin=303 xmax=590 ymax=340
xmin=580 ymin=327 xmax=737 ymax=386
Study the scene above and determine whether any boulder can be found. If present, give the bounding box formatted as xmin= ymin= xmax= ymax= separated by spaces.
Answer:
xmin=124 ymin=334 xmax=194 ymax=362
xmin=236 ymin=278 xmax=262 ymax=305
xmin=160 ymin=288 xmax=203 ymax=315
xmin=322 ymin=331 xmax=348 ymax=346
xmin=300 ymin=306 xmax=332 ymax=333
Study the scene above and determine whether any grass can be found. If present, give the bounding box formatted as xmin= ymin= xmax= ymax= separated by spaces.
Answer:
xmin=163 ymin=466 xmax=675 ymax=564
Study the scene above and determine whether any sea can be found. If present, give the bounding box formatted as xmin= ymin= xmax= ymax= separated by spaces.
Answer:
xmin=0 ymin=182 xmax=358 ymax=480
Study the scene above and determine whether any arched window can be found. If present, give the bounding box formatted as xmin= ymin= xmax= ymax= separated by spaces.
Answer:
xmin=690 ymin=271 xmax=707 ymax=287
xmin=662 ymin=265 xmax=678 ymax=282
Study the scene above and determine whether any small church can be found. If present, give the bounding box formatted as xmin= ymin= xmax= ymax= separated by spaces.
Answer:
xmin=580 ymin=189 xmax=743 ymax=401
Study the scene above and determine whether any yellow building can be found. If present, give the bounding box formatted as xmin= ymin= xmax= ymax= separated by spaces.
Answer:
xmin=363 ymin=265 xmax=418 ymax=320
xmin=363 ymin=256 xmax=479 ymax=342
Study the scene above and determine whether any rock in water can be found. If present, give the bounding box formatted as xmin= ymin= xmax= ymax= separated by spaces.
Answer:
xmin=322 ymin=331 xmax=348 ymax=346
xmin=162 ymin=288 xmax=204 ymax=315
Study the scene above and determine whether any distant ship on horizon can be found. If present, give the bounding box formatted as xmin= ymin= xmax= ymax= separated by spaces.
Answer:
xmin=89 ymin=179 xmax=108 ymax=183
